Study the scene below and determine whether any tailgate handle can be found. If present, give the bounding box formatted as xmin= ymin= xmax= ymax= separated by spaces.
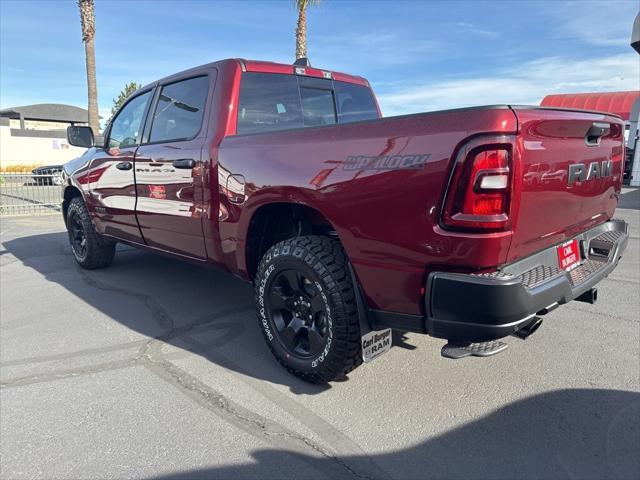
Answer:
xmin=585 ymin=122 xmax=610 ymax=146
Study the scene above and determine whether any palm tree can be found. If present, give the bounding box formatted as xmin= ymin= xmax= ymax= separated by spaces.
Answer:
xmin=77 ymin=0 xmax=99 ymax=134
xmin=294 ymin=0 xmax=320 ymax=61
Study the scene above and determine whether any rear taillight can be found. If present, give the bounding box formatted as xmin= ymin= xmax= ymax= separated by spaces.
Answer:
xmin=461 ymin=149 xmax=509 ymax=215
xmin=442 ymin=140 xmax=513 ymax=231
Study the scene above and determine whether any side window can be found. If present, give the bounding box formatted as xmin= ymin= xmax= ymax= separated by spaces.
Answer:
xmin=334 ymin=81 xmax=379 ymax=124
xmin=300 ymin=87 xmax=337 ymax=126
xmin=108 ymin=91 xmax=151 ymax=148
xmin=237 ymin=73 xmax=303 ymax=134
xmin=149 ymin=76 xmax=209 ymax=143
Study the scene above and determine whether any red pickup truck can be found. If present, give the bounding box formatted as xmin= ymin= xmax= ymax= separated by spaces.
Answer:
xmin=63 ymin=58 xmax=628 ymax=383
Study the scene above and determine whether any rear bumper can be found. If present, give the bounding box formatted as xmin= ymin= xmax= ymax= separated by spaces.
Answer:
xmin=372 ymin=219 xmax=628 ymax=342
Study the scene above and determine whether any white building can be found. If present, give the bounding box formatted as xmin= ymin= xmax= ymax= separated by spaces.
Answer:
xmin=0 ymin=104 xmax=90 ymax=169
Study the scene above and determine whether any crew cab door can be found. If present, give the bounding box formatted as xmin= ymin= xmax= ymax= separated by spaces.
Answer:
xmin=89 ymin=89 xmax=154 ymax=243
xmin=134 ymin=74 xmax=212 ymax=259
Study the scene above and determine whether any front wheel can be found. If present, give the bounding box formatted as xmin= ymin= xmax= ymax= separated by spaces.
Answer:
xmin=254 ymin=236 xmax=362 ymax=383
xmin=66 ymin=197 xmax=116 ymax=269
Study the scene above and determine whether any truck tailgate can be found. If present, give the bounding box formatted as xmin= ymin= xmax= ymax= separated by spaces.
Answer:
xmin=508 ymin=107 xmax=625 ymax=263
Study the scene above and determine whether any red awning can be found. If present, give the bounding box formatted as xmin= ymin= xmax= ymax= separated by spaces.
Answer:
xmin=540 ymin=91 xmax=640 ymax=121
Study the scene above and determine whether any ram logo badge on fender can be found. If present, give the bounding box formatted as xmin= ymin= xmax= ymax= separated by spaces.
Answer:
xmin=361 ymin=328 xmax=392 ymax=363
xmin=567 ymin=160 xmax=612 ymax=185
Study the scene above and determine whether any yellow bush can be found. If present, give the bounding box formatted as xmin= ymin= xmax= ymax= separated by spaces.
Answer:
xmin=0 ymin=164 xmax=43 ymax=173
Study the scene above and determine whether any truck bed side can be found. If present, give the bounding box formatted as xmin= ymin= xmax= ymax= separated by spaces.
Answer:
xmin=218 ymin=107 xmax=518 ymax=315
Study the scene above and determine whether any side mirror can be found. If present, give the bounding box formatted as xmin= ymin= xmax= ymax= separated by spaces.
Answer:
xmin=67 ymin=125 xmax=95 ymax=148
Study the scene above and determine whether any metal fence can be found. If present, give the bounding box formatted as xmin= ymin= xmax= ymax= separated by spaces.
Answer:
xmin=0 ymin=173 xmax=62 ymax=216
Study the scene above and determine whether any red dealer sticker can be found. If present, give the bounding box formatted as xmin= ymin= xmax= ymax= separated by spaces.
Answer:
xmin=149 ymin=185 xmax=166 ymax=199
xmin=557 ymin=239 xmax=581 ymax=271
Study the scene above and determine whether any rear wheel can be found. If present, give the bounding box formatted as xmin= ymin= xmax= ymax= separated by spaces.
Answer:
xmin=66 ymin=197 xmax=116 ymax=269
xmin=254 ymin=236 xmax=362 ymax=383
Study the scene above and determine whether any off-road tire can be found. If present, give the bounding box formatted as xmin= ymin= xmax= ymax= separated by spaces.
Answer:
xmin=66 ymin=197 xmax=116 ymax=269
xmin=254 ymin=235 xmax=362 ymax=383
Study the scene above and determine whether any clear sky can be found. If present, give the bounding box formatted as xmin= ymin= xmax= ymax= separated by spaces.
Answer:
xmin=1 ymin=0 xmax=638 ymax=120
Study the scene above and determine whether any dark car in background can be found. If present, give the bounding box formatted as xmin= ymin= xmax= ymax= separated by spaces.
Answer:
xmin=32 ymin=165 xmax=64 ymax=185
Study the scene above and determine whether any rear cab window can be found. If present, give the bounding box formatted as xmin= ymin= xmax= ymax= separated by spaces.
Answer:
xmin=236 ymin=72 xmax=378 ymax=135
xmin=237 ymin=73 xmax=303 ymax=134
xmin=334 ymin=81 xmax=379 ymax=124
xmin=298 ymin=76 xmax=337 ymax=127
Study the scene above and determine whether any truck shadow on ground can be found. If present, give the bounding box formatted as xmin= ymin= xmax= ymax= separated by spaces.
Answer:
xmin=141 ymin=388 xmax=639 ymax=480
xmin=4 ymin=231 xmax=366 ymax=394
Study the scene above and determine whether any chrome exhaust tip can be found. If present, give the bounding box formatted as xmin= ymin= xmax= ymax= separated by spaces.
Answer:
xmin=513 ymin=316 xmax=543 ymax=340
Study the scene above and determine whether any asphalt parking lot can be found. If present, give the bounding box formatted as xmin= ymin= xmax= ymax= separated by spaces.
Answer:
xmin=1 ymin=193 xmax=639 ymax=480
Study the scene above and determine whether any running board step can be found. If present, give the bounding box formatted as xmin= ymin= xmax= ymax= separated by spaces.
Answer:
xmin=441 ymin=340 xmax=508 ymax=359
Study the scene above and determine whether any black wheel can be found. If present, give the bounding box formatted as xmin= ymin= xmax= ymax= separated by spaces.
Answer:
xmin=254 ymin=236 xmax=362 ymax=383
xmin=66 ymin=197 xmax=116 ymax=269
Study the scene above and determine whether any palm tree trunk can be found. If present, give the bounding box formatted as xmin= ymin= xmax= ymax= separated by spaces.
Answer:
xmin=78 ymin=0 xmax=99 ymax=134
xmin=295 ymin=4 xmax=307 ymax=60
xmin=84 ymin=37 xmax=99 ymax=134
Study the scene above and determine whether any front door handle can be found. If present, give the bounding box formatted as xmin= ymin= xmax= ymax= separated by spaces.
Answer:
xmin=172 ymin=159 xmax=196 ymax=169
xmin=116 ymin=161 xmax=132 ymax=171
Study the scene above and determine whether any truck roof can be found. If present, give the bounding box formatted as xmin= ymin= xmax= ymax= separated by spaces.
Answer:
xmin=238 ymin=59 xmax=369 ymax=86
xmin=139 ymin=58 xmax=370 ymax=93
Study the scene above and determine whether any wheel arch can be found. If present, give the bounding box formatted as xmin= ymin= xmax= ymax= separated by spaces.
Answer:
xmin=62 ymin=185 xmax=83 ymax=225
xmin=244 ymin=202 xmax=342 ymax=280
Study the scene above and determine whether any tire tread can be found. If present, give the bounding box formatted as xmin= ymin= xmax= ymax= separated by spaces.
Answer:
xmin=254 ymin=235 xmax=362 ymax=383
xmin=67 ymin=197 xmax=116 ymax=269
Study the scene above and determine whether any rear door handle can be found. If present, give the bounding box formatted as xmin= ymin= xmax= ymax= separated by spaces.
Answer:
xmin=172 ymin=159 xmax=196 ymax=169
xmin=116 ymin=161 xmax=132 ymax=171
